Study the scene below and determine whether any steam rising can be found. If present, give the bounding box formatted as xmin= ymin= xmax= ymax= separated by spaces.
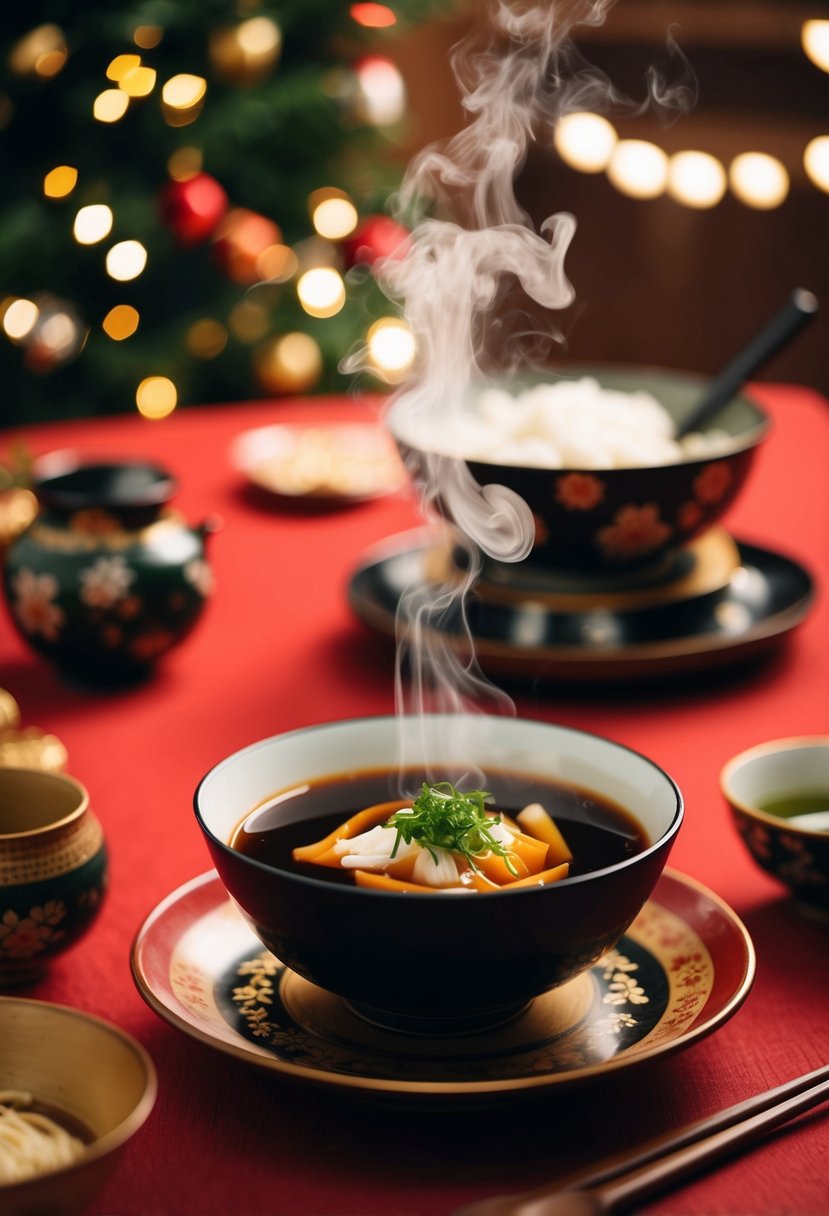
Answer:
xmin=348 ymin=0 xmax=696 ymax=753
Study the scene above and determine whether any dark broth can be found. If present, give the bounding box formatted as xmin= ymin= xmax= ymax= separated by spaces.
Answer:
xmin=231 ymin=767 xmax=648 ymax=885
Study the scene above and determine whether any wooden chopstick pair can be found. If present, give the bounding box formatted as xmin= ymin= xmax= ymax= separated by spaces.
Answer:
xmin=452 ymin=1064 xmax=829 ymax=1215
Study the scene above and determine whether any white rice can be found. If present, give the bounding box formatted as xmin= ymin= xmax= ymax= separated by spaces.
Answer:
xmin=397 ymin=377 xmax=732 ymax=470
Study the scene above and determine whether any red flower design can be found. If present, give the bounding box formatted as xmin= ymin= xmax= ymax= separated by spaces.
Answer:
xmin=555 ymin=472 xmax=605 ymax=511
xmin=693 ymin=461 xmax=733 ymax=505
xmin=597 ymin=504 xmax=672 ymax=560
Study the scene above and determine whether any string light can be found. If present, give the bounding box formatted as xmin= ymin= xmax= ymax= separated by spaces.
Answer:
xmin=554 ymin=112 xmax=617 ymax=173
xmin=802 ymin=20 xmax=829 ymax=73
xmin=107 ymin=55 xmax=140 ymax=81
xmin=43 ymin=166 xmax=78 ymax=199
xmin=667 ymin=150 xmax=727 ymax=208
xmin=9 ymin=25 xmax=67 ymax=78
xmin=133 ymin=26 xmax=163 ymax=50
xmin=106 ymin=240 xmax=147 ymax=281
xmin=607 ymin=140 xmax=669 ymax=199
xmin=728 ymin=152 xmax=789 ymax=209
xmin=297 ymin=267 xmax=346 ymax=318
xmin=102 ymin=305 xmax=140 ymax=340
xmin=228 ymin=300 xmax=269 ymax=342
xmin=119 ymin=65 xmax=157 ymax=98
xmin=73 ymin=204 xmax=113 ymax=244
xmin=254 ymin=333 xmax=322 ymax=394
xmin=186 ymin=319 xmax=228 ymax=358
xmin=136 ymin=376 xmax=177 ymax=419
xmin=256 ymin=244 xmax=298 ymax=282
xmin=804 ymin=136 xmax=829 ymax=193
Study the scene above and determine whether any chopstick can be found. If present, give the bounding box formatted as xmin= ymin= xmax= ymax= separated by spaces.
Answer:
xmin=451 ymin=1064 xmax=829 ymax=1215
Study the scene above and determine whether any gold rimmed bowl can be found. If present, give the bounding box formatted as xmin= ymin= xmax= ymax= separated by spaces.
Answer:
xmin=721 ymin=737 xmax=829 ymax=911
xmin=0 ymin=997 xmax=156 ymax=1216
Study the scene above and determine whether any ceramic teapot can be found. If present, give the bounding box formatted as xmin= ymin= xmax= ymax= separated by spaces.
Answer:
xmin=2 ymin=457 xmax=216 ymax=683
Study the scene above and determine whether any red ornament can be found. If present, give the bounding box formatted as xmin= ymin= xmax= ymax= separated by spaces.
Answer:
xmin=343 ymin=215 xmax=410 ymax=269
xmin=212 ymin=208 xmax=282 ymax=284
xmin=159 ymin=173 xmax=229 ymax=246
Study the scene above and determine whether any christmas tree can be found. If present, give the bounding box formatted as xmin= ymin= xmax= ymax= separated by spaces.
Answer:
xmin=0 ymin=1 xmax=440 ymax=425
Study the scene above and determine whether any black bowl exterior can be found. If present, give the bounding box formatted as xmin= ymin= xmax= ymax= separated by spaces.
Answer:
xmin=203 ymin=828 xmax=679 ymax=1020
xmin=730 ymin=806 xmax=829 ymax=910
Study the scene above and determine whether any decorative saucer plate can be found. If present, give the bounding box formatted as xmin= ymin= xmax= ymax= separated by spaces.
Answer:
xmin=230 ymin=422 xmax=407 ymax=504
xmin=131 ymin=869 xmax=754 ymax=1100
xmin=348 ymin=528 xmax=814 ymax=683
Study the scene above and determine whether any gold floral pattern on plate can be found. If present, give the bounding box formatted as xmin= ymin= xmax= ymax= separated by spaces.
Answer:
xmin=132 ymin=869 xmax=754 ymax=1099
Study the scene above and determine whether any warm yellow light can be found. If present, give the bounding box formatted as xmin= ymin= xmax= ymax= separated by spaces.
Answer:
xmin=3 ymin=299 xmax=39 ymax=342
xmin=38 ymin=311 xmax=78 ymax=358
xmin=804 ymin=136 xmax=829 ymax=193
xmin=134 ymin=26 xmax=164 ymax=50
xmin=162 ymin=74 xmax=207 ymax=109
xmin=802 ymin=20 xmax=829 ymax=72
xmin=119 ymin=65 xmax=157 ymax=97
xmin=102 ymin=305 xmax=140 ymax=340
xmin=729 ymin=152 xmax=789 ymax=209
xmin=355 ymin=56 xmax=406 ymax=126
xmin=367 ymin=318 xmax=416 ymax=375
xmin=43 ymin=165 xmax=78 ymax=198
xmin=35 ymin=50 xmax=67 ymax=78
xmin=237 ymin=16 xmax=281 ymax=58
xmin=186 ymin=319 xmax=228 ymax=358
xmin=93 ymin=89 xmax=130 ymax=123
xmin=554 ymin=112 xmax=617 ymax=173
xmin=107 ymin=54 xmax=141 ymax=81
xmin=256 ymin=332 xmax=323 ymax=394
xmin=136 ymin=377 xmax=177 ymax=419
xmin=167 ymin=147 xmax=203 ymax=180
xmin=256 ymin=243 xmax=299 ymax=282
xmin=73 ymin=204 xmax=113 ymax=245
xmin=313 ymin=196 xmax=359 ymax=239
xmin=607 ymin=140 xmax=669 ymax=199
xmin=351 ymin=3 xmax=397 ymax=28
xmin=667 ymin=151 xmax=727 ymax=208
xmin=9 ymin=25 xmax=66 ymax=76
xmin=106 ymin=240 xmax=148 ymax=281
xmin=297 ymin=267 xmax=346 ymax=318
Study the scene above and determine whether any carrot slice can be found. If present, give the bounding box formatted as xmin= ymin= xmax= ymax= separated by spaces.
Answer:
xmin=353 ymin=869 xmax=447 ymax=894
xmin=292 ymin=799 xmax=408 ymax=864
xmin=473 ymin=829 xmax=548 ymax=885
xmin=503 ymin=861 xmax=570 ymax=889
xmin=516 ymin=803 xmax=573 ymax=865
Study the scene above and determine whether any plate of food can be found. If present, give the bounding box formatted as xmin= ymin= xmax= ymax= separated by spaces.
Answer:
xmin=230 ymin=421 xmax=408 ymax=504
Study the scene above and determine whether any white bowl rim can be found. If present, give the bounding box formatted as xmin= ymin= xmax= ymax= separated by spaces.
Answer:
xmin=195 ymin=714 xmax=684 ymax=899
xmin=721 ymin=734 xmax=829 ymax=838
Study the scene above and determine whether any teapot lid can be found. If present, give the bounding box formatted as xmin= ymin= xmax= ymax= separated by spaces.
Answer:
xmin=33 ymin=458 xmax=177 ymax=511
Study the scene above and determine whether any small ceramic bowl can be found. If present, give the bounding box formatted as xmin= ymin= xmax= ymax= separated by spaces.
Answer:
xmin=0 ymin=997 xmax=156 ymax=1216
xmin=0 ymin=769 xmax=107 ymax=986
xmin=387 ymin=366 xmax=769 ymax=574
xmin=195 ymin=714 xmax=683 ymax=1033
xmin=721 ymin=737 xmax=829 ymax=910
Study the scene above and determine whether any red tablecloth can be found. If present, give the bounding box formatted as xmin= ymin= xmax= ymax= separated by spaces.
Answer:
xmin=1 ymin=385 xmax=828 ymax=1216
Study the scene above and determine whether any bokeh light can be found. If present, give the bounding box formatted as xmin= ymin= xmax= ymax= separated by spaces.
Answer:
xmin=255 ymin=332 xmax=322 ymax=394
xmin=73 ymin=204 xmax=113 ymax=245
xmin=119 ymin=65 xmax=157 ymax=98
xmin=355 ymin=56 xmax=406 ymax=126
xmin=107 ymin=55 xmax=141 ymax=81
xmin=209 ymin=18 xmax=281 ymax=84
xmin=297 ymin=267 xmax=346 ymax=318
xmin=802 ymin=20 xmax=829 ymax=73
xmin=102 ymin=305 xmax=140 ymax=341
xmin=9 ymin=25 xmax=67 ymax=77
xmin=106 ymin=240 xmax=148 ymax=281
xmin=312 ymin=194 xmax=359 ymax=239
xmin=186 ymin=319 xmax=228 ymax=358
xmin=167 ymin=147 xmax=203 ymax=181
xmin=351 ymin=4 xmax=397 ymax=28
xmin=134 ymin=26 xmax=163 ymax=50
xmin=256 ymin=243 xmax=299 ymax=282
xmin=2 ymin=299 xmax=39 ymax=342
xmin=136 ymin=376 xmax=177 ymax=419
xmin=667 ymin=151 xmax=727 ymax=208
xmin=804 ymin=136 xmax=829 ymax=193
xmin=729 ymin=152 xmax=789 ymax=209
xmin=43 ymin=165 xmax=78 ymax=199
xmin=554 ymin=112 xmax=617 ymax=173
xmin=607 ymin=140 xmax=669 ymax=199
xmin=93 ymin=90 xmax=130 ymax=123
xmin=367 ymin=317 xmax=416 ymax=377
xmin=161 ymin=74 xmax=207 ymax=126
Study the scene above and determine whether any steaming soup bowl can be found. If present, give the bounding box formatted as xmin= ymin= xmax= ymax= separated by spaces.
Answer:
xmin=195 ymin=715 xmax=683 ymax=1032
xmin=387 ymin=366 xmax=769 ymax=576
